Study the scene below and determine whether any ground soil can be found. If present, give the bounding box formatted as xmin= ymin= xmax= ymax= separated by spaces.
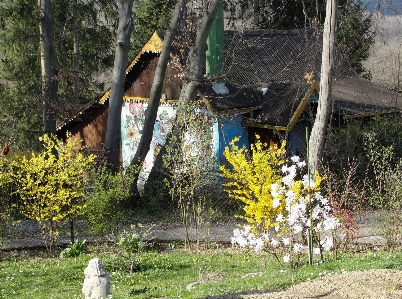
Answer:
xmin=210 ymin=269 xmax=402 ymax=299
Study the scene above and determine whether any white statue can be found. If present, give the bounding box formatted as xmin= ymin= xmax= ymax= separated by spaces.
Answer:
xmin=82 ymin=258 xmax=111 ymax=299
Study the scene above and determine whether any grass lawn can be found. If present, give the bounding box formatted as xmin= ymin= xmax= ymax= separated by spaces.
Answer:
xmin=1 ymin=246 xmax=402 ymax=299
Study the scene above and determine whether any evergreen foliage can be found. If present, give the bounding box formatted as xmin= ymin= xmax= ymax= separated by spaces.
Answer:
xmin=131 ymin=0 xmax=175 ymax=57
xmin=0 ymin=0 xmax=117 ymax=150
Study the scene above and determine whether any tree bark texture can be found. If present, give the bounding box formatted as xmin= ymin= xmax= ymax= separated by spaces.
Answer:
xmin=73 ymin=0 xmax=81 ymax=104
xmin=151 ymin=0 xmax=221 ymax=172
xmin=131 ymin=0 xmax=186 ymax=166
xmin=106 ymin=0 xmax=134 ymax=167
xmin=39 ymin=0 xmax=58 ymax=136
xmin=308 ymin=0 xmax=338 ymax=174
xmin=177 ymin=0 xmax=221 ymax=114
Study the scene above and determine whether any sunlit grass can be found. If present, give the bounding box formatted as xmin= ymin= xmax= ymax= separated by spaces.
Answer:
xmin=1 ymin=246 xmax=402 ymax=299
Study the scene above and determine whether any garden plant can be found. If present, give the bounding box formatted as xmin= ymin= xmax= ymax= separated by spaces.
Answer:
xmin=221 ymin=136 xmax=340 ymax=267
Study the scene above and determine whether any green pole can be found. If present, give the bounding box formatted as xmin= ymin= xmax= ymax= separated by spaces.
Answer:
xmin=206 ymin=0 xmax=224 ymax=83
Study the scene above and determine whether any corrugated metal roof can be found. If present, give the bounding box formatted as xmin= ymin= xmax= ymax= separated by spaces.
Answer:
xmin=332 ymin=77 xmax=402 ymax=118
xmin=57 ymin=29 xmax=402 ymax=134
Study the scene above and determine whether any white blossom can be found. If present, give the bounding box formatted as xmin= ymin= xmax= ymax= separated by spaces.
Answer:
xmin=272 ymin=198 xmax=280 ymax=208
xmin=297 ymin=161 xmax=306 ymax=168
xmin=271 ymin=238 xmax=279 ymax=247
xmin=285 ymin=190 xmax=296 ymax=204
xmin=293 ymin=243 xmax=306 ymax=252
xmin=293 ymin=224 xmax=303 ymax=234
xmin=253 ymin=237 xmax=265 ymax=252
xmin=282 ymin=175 xmax=293 ymax=186
xmin=271 ymin=183 xmax=280 ymax=197
xmin=302 ymin=174 xmax=316 ymax=188
xmin=283 ymin=254 xmax=290 ymax=263
xmin=320 ymin=236 xmax=334 ymax=251
xmin=323 ymin=217 xmax=340 ymax=231
xmin=290 ymin=156 xmax=300 ymax=163
xmin=276 ymin=213 xmax=283 ymax=222
xmin=282 ymin=237 xmax=291 ymax=246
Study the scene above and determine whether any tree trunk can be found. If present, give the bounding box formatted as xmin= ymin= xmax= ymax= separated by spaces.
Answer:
xmin=106 ymin=0 xmax=134 ymax=167
xmin=152 ymin=0 xmax=221 ymax=171
xmin=39 ymin=0 xmax=58 ymax=136
xmin=73 ymin=0 xmax=81 ymax=105
xmin=308 ymin=0 xmax=338 ymax=173
xmin=177 ymin=0 xmax=221 ymax=115
xmin=131 ymin=0 xmax=186 ymax=167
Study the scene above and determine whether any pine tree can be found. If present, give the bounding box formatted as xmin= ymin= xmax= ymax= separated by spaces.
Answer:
xmin=0 ymin=0 xmax=117 ymax=150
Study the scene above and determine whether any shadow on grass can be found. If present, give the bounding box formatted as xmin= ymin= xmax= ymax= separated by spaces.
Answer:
xmin=195 ymin=288 xmax=337 ymax=299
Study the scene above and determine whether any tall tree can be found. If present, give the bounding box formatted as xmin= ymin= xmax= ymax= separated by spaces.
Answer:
xmin=308 ymin=0 xmax=338 ymax=173
xmin=131 ymin=0 xmax=187 ymax=166
xmin=39 ymin=0 xmax=58 ymax=135
xmin=149 ymin=0 xmax=221 ymax=174
xmin=105 ymin=0 xmax=135 ymax=166
xmin=336 ymin=0 xmax=374 ymax=79
xmin=0 ymin=1 xmax=43 ymax=150
xmin=73 ymin=0 xmax=81 ymax=104
xmin=131 ymin=0 xmax=176 ymax=58
xmin=0 ymin=0 xmax=117 ymax=150
xmin=177 ymin=0 xmax=221 ymax=113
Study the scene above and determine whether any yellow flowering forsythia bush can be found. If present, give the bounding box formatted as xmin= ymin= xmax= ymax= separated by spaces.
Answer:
xmin=220 ymin=136 xmax=287 ymax=232
xmin=11 ymin=133 xmax=95 ymax=254
xmin=221 ymin=136 xmax=340 ymax=264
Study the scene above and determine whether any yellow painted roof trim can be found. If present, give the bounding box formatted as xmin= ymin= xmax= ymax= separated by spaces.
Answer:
xmin=242 ymin=123 xmax=288 ymax=130
xmin=98 ymin=32 xmax=163 ymax=105
xmin=126 ymin=32 xmax=163 ymax=72
xmin=123 ymin=96 xmax=178 ymax=104
xmin=287 ymin=81 xmax=319 ymax=131
xmin=99 ymin=89 xmax=111 ymax=104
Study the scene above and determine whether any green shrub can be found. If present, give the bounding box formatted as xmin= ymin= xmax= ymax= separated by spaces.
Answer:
xmin=81 ymin=163 xmax=139 ymax=241
xmin=117 ymin=224 xmax=147 ymax=255
xmin=59 ymin=239 xmax=86 ymax=258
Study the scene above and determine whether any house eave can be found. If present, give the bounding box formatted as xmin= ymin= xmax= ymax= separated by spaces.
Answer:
xmin=201 ymin=96 xmax=262 ymax=116
xmin=242 ymin=122 xmax=288 ymax=131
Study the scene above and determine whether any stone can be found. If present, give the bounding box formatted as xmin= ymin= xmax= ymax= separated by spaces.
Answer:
xmin=82 ymin=258 xmax=111 ymax=299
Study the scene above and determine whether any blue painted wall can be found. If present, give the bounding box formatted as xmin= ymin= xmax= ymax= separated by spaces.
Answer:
xmin=214 ymin=115 xmax=249 ymax=165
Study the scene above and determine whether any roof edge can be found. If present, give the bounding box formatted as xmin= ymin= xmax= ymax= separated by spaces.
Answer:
xmin=287 ymin=81 xmax=319 ymax=131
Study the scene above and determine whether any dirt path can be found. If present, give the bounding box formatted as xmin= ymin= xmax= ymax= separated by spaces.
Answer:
xmin=205 ymin=269 xmax=402 ymax=299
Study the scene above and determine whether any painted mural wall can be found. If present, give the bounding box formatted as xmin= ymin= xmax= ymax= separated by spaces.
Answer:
xmin=121 ymin=100 xmax=251 ymax=191
xmin=121 ymin=100 xmax=176 ymax=190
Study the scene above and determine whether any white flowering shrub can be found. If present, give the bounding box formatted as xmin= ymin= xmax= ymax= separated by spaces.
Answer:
xmin=231 ymin=156 xmax=340 ymax=266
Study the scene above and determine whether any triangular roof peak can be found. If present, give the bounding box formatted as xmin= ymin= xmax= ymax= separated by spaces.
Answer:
xmin=98 ymin=32 xmax=163 ymax=104
xmin=126 ymin=31 xmax=163 ymax=72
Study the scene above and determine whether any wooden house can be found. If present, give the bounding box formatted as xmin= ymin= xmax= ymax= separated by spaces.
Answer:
xmin=56 ymin=29 xmax=402 ymax=172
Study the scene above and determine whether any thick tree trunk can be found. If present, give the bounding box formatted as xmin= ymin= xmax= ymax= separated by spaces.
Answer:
xmin=106 ymin=0 xmax=134 ymax=167
xmin=39 ymin=0 xmax=58 ymax=136
xmin=308 ymin=0 xmax=338 ymax=173
xmin=151 ymin=0 xmax=221 ymax=172
xmin=177 ymin=0 xmax=221 ymax=114
xmin=131 ymin=0 xmax=186 ymax=167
